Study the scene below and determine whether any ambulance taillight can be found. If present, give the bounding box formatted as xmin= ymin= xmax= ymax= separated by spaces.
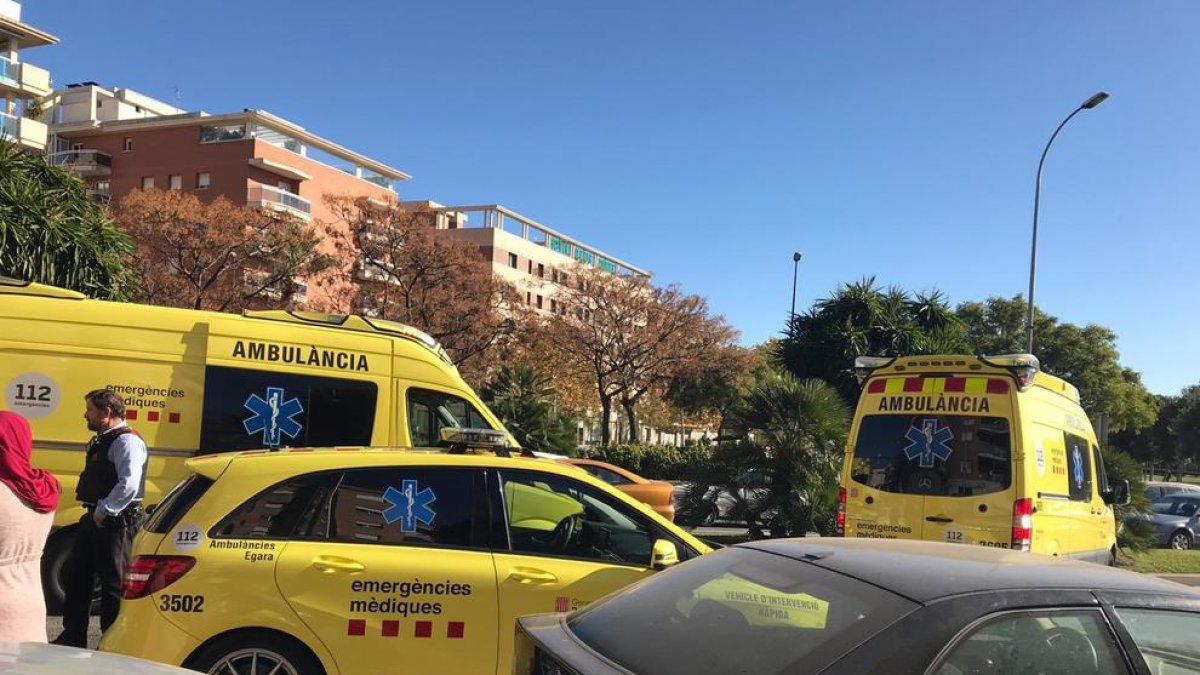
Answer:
xmin=835 ymin=487 xmax=847 ymax=536
xmin=1011 ymin=498 xmax=1034 ymax=552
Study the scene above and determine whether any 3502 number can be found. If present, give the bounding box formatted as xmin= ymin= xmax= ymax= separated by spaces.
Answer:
xmin=159 ymin=594 xmax=204 ymax=613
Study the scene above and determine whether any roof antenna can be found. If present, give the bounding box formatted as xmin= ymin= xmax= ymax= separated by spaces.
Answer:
xmin=173 ymin=86 xmax=182 ymax=108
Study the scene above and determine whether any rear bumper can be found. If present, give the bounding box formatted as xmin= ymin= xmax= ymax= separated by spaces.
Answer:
xmin=99 ymin=598 xmax=199 ymax=666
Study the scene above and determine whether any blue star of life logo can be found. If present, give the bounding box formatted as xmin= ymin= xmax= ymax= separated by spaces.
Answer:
xmin=904 ymin=419 xmax=954 ymax=469
xmin=242 ymin=386 xmax=303 ymax=447
xmin=383 ymin=480 xmax=437 ymax=533
xmin=1073 ymin=447 xmax=1085 ymax=488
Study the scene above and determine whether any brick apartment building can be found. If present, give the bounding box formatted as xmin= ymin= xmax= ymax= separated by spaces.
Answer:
xmin=44 ymin=83 xmax=410 ymax=308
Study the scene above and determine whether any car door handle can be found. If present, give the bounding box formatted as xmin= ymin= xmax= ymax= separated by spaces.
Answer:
xmin=507 ymin=567 xmax=559 ymax=584
xmin=312 ymin=556 xmax=365 ymax=573
xmin=926 ymin=516 xmax=954 ymax=523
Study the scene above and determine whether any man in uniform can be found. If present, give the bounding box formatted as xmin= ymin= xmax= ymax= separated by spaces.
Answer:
xmin=52 ymin=389 xmax=148 ymax=648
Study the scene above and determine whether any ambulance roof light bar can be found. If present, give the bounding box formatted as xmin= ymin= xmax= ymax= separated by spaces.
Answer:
xmin=979 ymin=354 xmax=1040 ymax=391
xmin=439 ymin=427 xmax=531 ymax=458
xmin=854 ymin=356 xmax=897 ymax=386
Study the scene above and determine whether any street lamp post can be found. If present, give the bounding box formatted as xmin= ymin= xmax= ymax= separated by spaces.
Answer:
xmin=790 ymin=251 xmax=803 ymax=335
xmin=1026 ymin=91 xmax=1109 ymax=354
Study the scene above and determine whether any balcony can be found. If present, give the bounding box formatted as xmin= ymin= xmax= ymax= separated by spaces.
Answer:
xmin=247 ymin=184 xmax=311 ymax=221
xmin=0 ymin=111 xmax=45 ymax=151
xmin=0 ymin=57 xmax=50 ymax=98
xmin=50 ymin=149 xmax=112 ymax=177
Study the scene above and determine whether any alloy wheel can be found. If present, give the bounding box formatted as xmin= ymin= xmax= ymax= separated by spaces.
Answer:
xmin=208 ymin=647 xmax=300 ymax=675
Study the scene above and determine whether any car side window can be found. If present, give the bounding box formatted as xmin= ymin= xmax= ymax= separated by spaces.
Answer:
xmin=1092 ymin=445 xmax=1110 ymax=495
xmin=498 ymin=470 xmax=653 ymax=567
xmin=211 ymin=473 xmax=333 ymax=539
xmin=407 ymin=388 xmax=493 ymax=447
xmin=1115 ymin=607 xmax=1200 ymax=674
xmin=1064 ymin=433 xmax=1093 ymax=502
xmin=303 ymin=467 xmax=487 ymax=550
xmin=583 ymin=465 xmax=634 ymax=486
xmin=932 ymin=609 xmax=1129 ymax=675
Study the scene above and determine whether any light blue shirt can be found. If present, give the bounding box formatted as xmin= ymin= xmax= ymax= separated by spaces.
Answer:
xmin=96 ymin=422 xmax=148 ymax=517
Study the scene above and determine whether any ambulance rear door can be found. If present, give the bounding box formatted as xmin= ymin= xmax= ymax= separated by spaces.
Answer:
xmin=846 ymin=375 xmax=1017 ymax=548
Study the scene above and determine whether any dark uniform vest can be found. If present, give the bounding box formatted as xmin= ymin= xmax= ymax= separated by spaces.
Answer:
xmin=76 ymin=427 xmax=147 ymax=506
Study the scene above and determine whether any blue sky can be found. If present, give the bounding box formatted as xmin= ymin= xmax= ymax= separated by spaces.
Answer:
xmin=31 ymin=1 xmax=1199 ymax=395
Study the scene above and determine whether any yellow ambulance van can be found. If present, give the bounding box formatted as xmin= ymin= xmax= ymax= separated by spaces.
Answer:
xmin=838 ymin=354 xmax=1129 ymax=565
xmin=0 ymin=279 xmax=513 ymax=606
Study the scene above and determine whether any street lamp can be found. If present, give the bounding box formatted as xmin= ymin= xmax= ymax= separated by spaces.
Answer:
xmin=790 ymin=251 xmax=803 ymax=335
xmin=1026 ymin=91 xmax=1109 ymax=354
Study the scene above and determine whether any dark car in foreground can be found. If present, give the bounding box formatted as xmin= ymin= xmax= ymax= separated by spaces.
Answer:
xmin=516 ymin=538 xmax=1200 ymax=675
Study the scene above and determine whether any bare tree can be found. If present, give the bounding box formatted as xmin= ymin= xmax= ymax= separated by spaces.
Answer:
xmin=113 ymin=188 xmax=333 ymax=311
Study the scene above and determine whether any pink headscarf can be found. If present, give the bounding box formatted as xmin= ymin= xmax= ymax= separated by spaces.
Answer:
xmin=0 ymin=411 xmax=59 ymax=513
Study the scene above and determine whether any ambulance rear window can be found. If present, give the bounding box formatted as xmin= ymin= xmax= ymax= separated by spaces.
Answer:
xmin=145 ymin=476 xmax=214 ymax=534
xmin=850 ymin=416 xmax=1012 ymax=497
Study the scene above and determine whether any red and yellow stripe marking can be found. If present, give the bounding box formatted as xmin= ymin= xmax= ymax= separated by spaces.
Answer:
xmin=867 ymin=377 xmax=1009 ymax=395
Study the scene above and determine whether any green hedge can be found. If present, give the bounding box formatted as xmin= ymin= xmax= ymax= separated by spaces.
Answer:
xmin=585 ymin=443 xmax=712 ymax=481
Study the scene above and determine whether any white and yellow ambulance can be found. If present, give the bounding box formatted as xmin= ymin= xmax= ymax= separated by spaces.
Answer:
xmin=0 ymin=279 xmax=513 ymax=606
xmin=838 ymin=354 xmax=1129 ymax=565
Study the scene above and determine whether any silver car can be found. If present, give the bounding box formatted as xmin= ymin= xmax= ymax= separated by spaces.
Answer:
xmin=1149 ymin=494 xmax=1200 ymax=549
xmin=0 ymin=642 xmax=195 ymax=673
xmin=1144 ymin=481 xmax=1200 ymax=502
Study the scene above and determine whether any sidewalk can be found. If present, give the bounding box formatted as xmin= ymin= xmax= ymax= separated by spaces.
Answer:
xmin=1153 ymin=574 xmax=1200 ymax=587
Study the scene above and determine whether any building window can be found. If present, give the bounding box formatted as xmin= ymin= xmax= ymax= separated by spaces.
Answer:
xmin=537 ymin=263 xmax=545 ymax=278
xmin=199 ymin=124 xmax=247 ymax=143
xmin=526 ymin=292 xmax=531 ymax=305
xmin=550 ymin=299 xmax=558 ymax=313
xmin=196 ymin=172 xmax=211 ymax=189
xmin=536 ymin=295 xmax=544 ymax=309
xmin=123 ymin=138 xmax=133 ymax=152
xmin=508 ymin=253 xmax=518 ymax=269
xmin=141 ymin=176 xmax=154 ymax=190
xmin=169 ymin=175 xmax=183 ymax=190
xmin=528 ymin=261 xmax=533 ymax=274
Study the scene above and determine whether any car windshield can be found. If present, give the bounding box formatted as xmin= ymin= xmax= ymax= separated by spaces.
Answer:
xmin=851 ymin=415 xmax=1012 ymax=497
xmin=567 ymin=547 xmax=917 ymax=675
xmin=1153 ymin=498 xmax=1200 ymax=517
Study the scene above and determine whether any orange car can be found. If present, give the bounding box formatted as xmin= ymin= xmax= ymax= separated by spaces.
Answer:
xmin=563 ymin=458 xmax=676 ymax=521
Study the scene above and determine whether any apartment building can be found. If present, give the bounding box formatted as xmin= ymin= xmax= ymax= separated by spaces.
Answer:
xmin=410 ymin=202 xmax=650 ymax=316
xmin=43 ymin=83 xmax=411 ymax=307
xmin=0 ymin=0 xmax=55 ymax=152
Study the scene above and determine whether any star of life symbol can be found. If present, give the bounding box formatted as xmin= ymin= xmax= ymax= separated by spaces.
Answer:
xmin=904 ymin=419 xmax=954 ymax=469
xmin=383 ymin=480 xmax=437 ymax=533
xmin=242 ymin=386 xmax=303 ymax=447
xmin=1073 ymin=447 xmax=1085 ymax=488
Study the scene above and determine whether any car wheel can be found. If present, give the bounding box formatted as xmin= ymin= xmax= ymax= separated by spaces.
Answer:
xmin=1170 ymin=530 xmax=1193 ymax=551
xmin=186 ymin=630 xmax=325 ymax=675
xmin=41 ymin=527 xmax=101 ymax=614
xmin=701 ymin=503 xmax=720 ymax=526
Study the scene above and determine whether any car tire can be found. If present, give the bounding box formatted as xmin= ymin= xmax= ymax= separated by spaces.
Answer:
xmin=41 ymin=527 xmax=102 ymax=615
xmin=701 ymin=503 xmax=720 ymax=526
xmin=41 ymin=528 xmax=73 ymax=613
xmin=1169 ymin=530 xmax=1193 ymax=551
xmin=185 ymin=630 xmax=325 ymax=675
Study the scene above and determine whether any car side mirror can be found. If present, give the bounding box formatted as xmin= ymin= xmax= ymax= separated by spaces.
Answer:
xmin=1103 ymin=480 xmax=1130 ymax=506
xmin=651 ymin=539 xmax=679 ymax=570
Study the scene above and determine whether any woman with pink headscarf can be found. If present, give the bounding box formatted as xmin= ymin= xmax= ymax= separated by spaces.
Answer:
xmin=0 ymin=410 xmax=60 ymax=642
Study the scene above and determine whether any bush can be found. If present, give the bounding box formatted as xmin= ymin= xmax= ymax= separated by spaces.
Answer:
xmin=587 ymin=443 xmax=711 ymax=480
xmin=1104 ymin=446 xmax=1156 ymax=552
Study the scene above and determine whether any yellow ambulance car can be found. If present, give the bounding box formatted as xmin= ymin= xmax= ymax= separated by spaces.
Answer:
xmin=99 ymin=442 xmax=710 ymax=675
xmin=838 ymin=354 xmax=1129 ymax=565
xmin=0 ymin=279 xmax=513 ymax=607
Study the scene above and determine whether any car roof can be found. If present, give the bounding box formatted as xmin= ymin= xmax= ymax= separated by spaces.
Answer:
xmin=739 ymin=538 xmax=1190 ymax=603
xmin=186 ymin=446 xmax=567 ymax=480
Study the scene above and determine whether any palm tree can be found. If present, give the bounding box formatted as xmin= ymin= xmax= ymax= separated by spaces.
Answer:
xmin=778 ymin=277 xmax=970 ymax=406
xmin=679 ymin=374 xmax=849 ymax=538
xmin=0 ymin=140 xmax=132 ymax=298
xmin=481 ymin=364 xmax=578 ymax=456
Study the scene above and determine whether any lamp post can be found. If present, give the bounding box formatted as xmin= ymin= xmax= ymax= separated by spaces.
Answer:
xmin=1026 ymin=91 xmax=1109 ymax=354
xmin=790 ymin=251 xmax=803 ymax=335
